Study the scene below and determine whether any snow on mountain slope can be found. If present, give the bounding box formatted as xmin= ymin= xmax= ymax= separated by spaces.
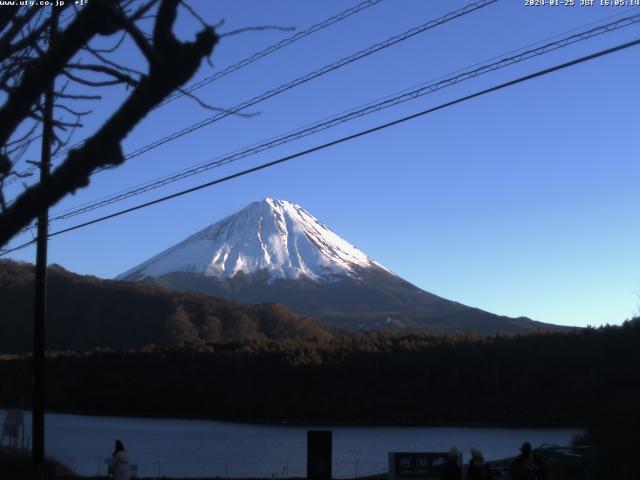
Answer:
xmin=117 ymin=198 xmax=393 ymax=282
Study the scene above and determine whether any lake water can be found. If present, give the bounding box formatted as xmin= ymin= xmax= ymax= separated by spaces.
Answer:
xmin=2 ymin=410 xmax=580 ymax=478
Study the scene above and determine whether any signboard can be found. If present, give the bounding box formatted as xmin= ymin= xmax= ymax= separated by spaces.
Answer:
xmin=389 ymin=452 xmax=462 ymax=480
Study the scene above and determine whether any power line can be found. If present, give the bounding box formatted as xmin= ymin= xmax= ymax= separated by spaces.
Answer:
xmin=45 ymin=7 xmax=640 ymax=218
xmin=159 ymin=0 xmax=386 ymax=108
xmin=33 ymin=0 xmax=495 ymax=181
xmin=11 ymin=2 xmax=638 ymax=190
xmin=29 ymin=0 xmax=386 ymax=170
xmin=110 ymin=0 xmax=498 ymax=166
xmin=43 ymin=12 xmax=640 ymax=223
xmin=3 ymin=35 xmax=639 ymax=257
xmin=7 ymin=0 xmax=497 ymax=184
xmin=3 ymin=0 xmax=498 ymax=237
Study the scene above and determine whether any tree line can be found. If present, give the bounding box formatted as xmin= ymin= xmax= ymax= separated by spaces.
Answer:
xmin=1 ymin=320 xmax=639 ymax=478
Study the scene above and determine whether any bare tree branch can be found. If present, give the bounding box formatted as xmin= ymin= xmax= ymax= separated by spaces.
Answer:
xmin=82 ymin=31 xmax=126 ymax=54
xmin=54 ymin=92 xmax=102 ymax=101
xmin=0 ymin=7 xmax=42 ymax=60
xmin=62 ymin=69 xmax=134 ymax=88
xmin=82 ymin=45 xmax=146 ymax=77
xmin=108 ymin=2 xmax=158 ymax=62
xmin=0 ymin=0 xmax=218 ymax=247
xmin=0 ymin=6 xmax=19 ymax=34
xmin=129 ymin=0 xmax=162 ymax=22
xmin=0 ymin=2 xmax=111 ymax=146
xmin=219 ymin=25 xmax=295 ymax=39
xmin=67 ymin=62 xmax=140 ymax=86
xmin=174 ymin=85 xmax=259 ymax=116
xmin=54 ymin=103 xmax=92 ymax=117
xmin=179 ymin=0 xmax=208 ymax=29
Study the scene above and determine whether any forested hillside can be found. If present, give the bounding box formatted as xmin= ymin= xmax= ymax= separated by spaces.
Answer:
xmin=0 ymin=260 xmax=333 ymax=353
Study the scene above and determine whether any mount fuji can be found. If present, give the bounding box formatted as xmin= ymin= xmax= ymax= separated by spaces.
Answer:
xmin=117 ymin=198 xmax=554 ymax=334
xmin=118 ymin=197 xmax=392 ymax=284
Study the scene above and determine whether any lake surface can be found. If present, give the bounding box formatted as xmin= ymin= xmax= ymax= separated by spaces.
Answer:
xmin=2 ymin=410 xmax=580 ymax=478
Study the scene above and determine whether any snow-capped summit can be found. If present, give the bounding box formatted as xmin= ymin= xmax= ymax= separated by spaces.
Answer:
xmin=117 ymin=198 xmax=392 ymax=282
xmin=116 ymin=198 xmax=554 ymax=334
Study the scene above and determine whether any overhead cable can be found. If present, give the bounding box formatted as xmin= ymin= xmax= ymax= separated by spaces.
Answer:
xmin=3 ymin=35 xmax=639 ymax=256
xmin=26 ymin=0 xmax=386 ymax=170
xmin=47 ymin=12 xmax=640 ymax=223
xmin=159 ymin=0 xmax=386 ymax=108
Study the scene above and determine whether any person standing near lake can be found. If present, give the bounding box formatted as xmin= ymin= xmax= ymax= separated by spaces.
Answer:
xmin=108 ymin=440 xmax=130 ymax=480
xmin=439 ymin=447 xmax=462 ymax=480
xmin=510 ymin=442 xmax=549 ymax=480
xmin=467 ymin=448 xmax=492 ymax=480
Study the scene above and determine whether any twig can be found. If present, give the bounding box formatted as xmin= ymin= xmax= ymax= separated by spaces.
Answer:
xmin=179 ymin=0 xmax=208 ymax=29
xmin=219 ymin=25 xmax=295 ymax=39
xmin=175 ymin=86 xmax=260 ymax=116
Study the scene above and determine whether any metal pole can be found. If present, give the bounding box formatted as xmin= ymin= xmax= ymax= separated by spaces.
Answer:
xmin=32 ymin=7 xmax=57 ymax=480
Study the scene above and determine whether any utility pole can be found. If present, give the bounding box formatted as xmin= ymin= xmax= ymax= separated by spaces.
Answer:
xmin=33 ymin=6 xmax=57 ymax=480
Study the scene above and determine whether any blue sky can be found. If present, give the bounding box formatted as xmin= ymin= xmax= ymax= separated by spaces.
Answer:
xmin=4 ymin=0 xmax=640 ymax=327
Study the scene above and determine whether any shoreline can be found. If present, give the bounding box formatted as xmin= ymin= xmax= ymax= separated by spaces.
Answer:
xmin=1 ymin=406 xmax=584 ymax=430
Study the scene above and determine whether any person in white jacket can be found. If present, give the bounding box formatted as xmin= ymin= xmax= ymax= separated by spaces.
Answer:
xmin=108 ymin=440 xmax=130 ymax=480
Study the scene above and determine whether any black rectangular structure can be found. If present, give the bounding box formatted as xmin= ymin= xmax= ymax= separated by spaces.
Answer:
xmin=307 ymin=430 xmax=332 ymax=480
